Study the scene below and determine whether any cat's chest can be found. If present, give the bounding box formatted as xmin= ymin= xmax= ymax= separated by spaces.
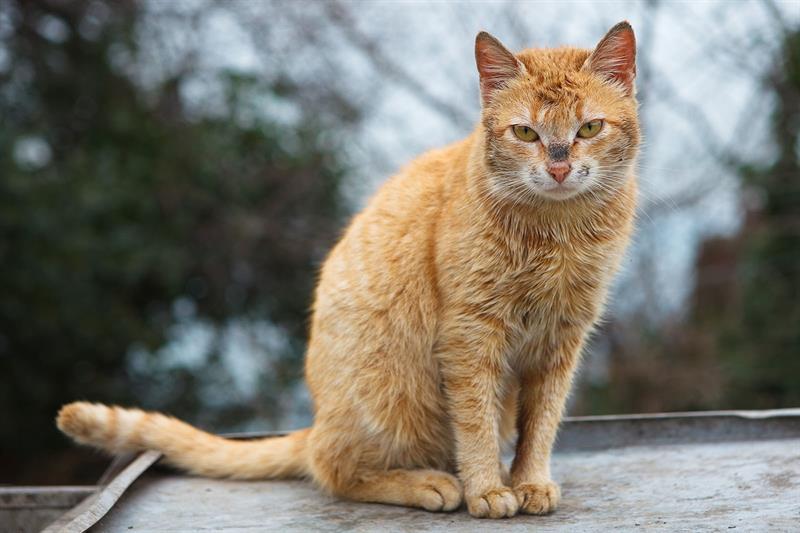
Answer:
xmin=491 ymin=237 xmax=619 ymax=329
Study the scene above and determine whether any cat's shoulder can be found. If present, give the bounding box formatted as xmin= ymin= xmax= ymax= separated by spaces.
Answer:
xmin=400 ymin=135 xmax=474 ymax=181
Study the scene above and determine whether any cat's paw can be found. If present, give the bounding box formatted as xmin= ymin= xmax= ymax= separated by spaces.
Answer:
xmin=514 ymin=481 xmax=560 ymax=515
xmin=466 ymin=486 xmax=519 ymax=518
xmin=416 ymin=472 xmax=463 ymax=512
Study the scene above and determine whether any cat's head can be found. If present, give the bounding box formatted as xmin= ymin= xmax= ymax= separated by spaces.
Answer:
xmin=475 ymin=22 xmax=639 ymax=203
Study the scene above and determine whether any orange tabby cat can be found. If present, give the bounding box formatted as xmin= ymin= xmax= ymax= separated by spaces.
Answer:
xmin=58 ymin=22 xmax=639 ymax=519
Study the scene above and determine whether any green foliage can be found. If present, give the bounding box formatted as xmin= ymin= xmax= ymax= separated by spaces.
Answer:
xmin=718 ymin=27 xmax=800 ymax=408
xmin=0 ymin=0 xmax=349 ymax=470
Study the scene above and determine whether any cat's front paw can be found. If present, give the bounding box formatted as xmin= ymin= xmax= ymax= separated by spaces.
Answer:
xmin=416 ymin=471 xmax=463 ymax=512
xmin=514 ymin=481 xmax=560 ymax=515
xmin=466 ymin=486 xmax=519 ymax=518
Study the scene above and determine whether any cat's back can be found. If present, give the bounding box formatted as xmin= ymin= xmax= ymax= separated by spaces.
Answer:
xmin=310 ymin=135 xmax=474 ymax=347
xmin=321 ymin=136 xmax=472 ymax=281
xmin=367 ymin=135 xmax=472 ymax=221
xmin=306 ymin=136 xmax=474 ymax=432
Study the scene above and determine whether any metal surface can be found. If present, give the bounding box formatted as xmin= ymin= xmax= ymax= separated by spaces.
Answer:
xmin=554 ymin=408 xmax=800 ymax=451
xmin=0 ymin=486 xmax=97 ymax=533
xmin=41 ymin=451 xmax=161 ymax=533
xmin=71 ymin=409 xmax=800 ymax=532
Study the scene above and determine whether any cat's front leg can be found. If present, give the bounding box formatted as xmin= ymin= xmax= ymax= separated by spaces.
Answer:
xmin=439 ymin=329 xmax=518 ymax=519
xmin=510 ymin=331 xmax=585 ymax=515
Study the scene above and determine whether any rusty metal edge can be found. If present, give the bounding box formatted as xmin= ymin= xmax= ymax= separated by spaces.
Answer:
xmin=44 ymin=408 xmax=800 ymax=532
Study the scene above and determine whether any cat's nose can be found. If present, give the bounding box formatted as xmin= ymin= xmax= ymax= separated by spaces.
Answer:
xmin=547 ymin=162 xmax=572 ymax=183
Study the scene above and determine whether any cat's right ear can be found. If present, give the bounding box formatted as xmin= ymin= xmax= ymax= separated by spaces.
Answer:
xmin=582 ymin=21 xmax=636 ymax=96
xmin=475 ymin=32 xmax=526 ymax=106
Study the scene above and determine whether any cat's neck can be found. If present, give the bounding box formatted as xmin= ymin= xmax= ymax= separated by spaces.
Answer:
xmin=461 ymin=125 xmax=637 ymax=244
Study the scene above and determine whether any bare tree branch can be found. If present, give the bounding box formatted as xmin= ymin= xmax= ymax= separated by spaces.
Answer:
xmin=324 ymin=0 xmax=474 ymax=130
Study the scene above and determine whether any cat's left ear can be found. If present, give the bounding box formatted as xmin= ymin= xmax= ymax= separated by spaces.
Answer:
xmin=583 ymin=21 xmax=636 ymax=96
xmin=475 ymin=31 xmax=527 ymax=106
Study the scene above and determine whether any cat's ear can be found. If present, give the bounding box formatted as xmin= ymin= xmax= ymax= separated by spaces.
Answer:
xmin=475 ymin=31 xmax=526 ymax=106
xmin=583 ymin=21 xmax=636 ymax=95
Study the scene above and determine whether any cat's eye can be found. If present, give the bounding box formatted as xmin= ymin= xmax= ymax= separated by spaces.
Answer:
xmin=577 ymin=120 xmax=603 ymax=139
xmin=512 ymin=125 xmax=539 ymax=142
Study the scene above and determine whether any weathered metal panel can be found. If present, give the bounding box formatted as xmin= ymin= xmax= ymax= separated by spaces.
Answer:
xmin=25 ymin=409 xmax=800 ymax=532
xmin=41 ymin=451 xmax=161 ymax=533
xmin=83 ymin=410 xmax=800 ymax=532
xmin=0 ymin=486 xmax=95 ymax=533
xmin=555 ymin=409 xmax=800 ymax=451
xmin=85 ymin=437 xmax=800 ymax=532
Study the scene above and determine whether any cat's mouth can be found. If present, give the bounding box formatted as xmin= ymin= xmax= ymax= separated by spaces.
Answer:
xmin=535 ymin=181 xmax=584 ymax=201
xmin=530 ymin=164 xmax=596 ymax=201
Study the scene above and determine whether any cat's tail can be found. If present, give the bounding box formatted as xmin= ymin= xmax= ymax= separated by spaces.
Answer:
xmin=56 ymin=402 xmax=310 ymax=480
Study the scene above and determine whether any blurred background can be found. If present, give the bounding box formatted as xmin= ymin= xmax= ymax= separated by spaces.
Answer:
xmin=1 ymin=0 xmax=798 ymax=485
